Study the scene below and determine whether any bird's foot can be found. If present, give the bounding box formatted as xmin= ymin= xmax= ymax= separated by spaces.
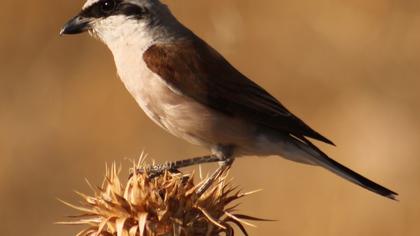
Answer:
xmin=131 ymin=162 xmax=179 ymax=179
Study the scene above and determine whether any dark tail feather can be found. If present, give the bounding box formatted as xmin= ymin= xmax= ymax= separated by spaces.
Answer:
xmin=297 ymin=137 xmax=398 ymax=200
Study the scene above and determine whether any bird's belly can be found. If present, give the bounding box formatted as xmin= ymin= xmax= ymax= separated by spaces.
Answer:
xmin=124 ymin=71 xmax=255 ymax=148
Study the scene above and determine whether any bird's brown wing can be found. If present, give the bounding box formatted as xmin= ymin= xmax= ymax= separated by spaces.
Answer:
xmin=143 ymin=35 xmax=334 ymax=145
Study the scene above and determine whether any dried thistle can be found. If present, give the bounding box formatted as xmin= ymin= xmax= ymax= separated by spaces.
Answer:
xmin=58 ymin=159 xmax=265 ymax=236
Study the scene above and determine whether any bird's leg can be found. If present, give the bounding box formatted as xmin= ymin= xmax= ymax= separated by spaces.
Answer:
xmin=195 ymin=156 xmax=234 ymax=195
xmin=195 ymin=146 xmax=235 ymax=195
xmin=137 ymin=146 xmax=235 ymax=185
xmin=137 ymin=154 xmax=224 ymax=178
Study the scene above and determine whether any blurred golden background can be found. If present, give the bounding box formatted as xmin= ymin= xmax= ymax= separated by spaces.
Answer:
xmin=1 ymin=0 xmax=419 ymax=235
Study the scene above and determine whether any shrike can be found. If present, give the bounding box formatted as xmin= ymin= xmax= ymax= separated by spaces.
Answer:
xmin=61 ymin=0 xmax=397 ymax=199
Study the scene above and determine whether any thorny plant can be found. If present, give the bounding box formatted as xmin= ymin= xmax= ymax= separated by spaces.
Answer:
xmin=58 ymin=157 xmax=268 ymax=236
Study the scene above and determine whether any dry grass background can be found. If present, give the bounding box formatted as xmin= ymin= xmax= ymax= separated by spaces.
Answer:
xmin=0 ymin=0 xmax=419 ymax=235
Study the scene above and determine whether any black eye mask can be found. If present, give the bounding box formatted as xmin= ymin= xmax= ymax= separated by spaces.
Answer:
xmin=80 ymin=0 xmax=148 ymax=19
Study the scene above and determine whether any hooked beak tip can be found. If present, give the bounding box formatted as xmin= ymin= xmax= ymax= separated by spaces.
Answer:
xmin=59 ymin=28 xmax=66 ymax=36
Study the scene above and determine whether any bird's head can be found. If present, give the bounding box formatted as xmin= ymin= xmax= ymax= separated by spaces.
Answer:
xmin=60 ymin=0 xmax=178 ymax=46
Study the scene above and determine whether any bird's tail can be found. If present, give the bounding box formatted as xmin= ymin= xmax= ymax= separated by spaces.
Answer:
xmin=290 ymin=137 xmax=398 ymax=200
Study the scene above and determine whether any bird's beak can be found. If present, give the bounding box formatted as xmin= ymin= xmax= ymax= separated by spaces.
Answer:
xmin=60 ymin=15 xmax=92 ymax=36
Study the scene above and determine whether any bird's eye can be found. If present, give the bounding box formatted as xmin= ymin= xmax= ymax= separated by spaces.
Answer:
xmin=100 ymin=0 xmax=117 ymax=14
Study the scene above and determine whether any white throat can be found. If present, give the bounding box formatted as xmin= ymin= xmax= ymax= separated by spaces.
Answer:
xmin=93 ymin=16 xmax=156 ymax=55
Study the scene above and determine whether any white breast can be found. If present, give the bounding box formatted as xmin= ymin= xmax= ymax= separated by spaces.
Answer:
xmin=111 ymin=38 xmax=168 ymax=132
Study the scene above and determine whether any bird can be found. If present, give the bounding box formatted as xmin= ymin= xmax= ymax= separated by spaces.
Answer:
xmin=61 ymin=0 xmax=397 ymax=199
